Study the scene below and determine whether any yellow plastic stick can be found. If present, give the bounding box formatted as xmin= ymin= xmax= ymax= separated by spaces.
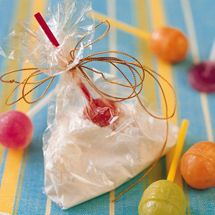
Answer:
xmin=167 ymin=119 xmax=189 ymax=182
xmin=90 ymin=11 xmax=150 ymax=40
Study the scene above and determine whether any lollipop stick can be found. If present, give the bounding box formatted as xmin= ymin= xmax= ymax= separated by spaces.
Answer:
xmin=27 ymin=88 xmax=57 ymax=119
xmin=34 ymin=13 xmax=60 ymax=47
xmin=210 ymin=39 xmax=215 ymax=61
xmin=204 ymin=40 xmax=215 ymax=76
xmin=167 ymin=119 xmax=189 ymax=182
xmin=78 ymin=80 xmax=93 ymax=102
xmin=91 ymin=11 xmax=150 ymax=40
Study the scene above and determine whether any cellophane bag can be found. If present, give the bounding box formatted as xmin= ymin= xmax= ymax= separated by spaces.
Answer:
xmin=0 ymin=0 xmax=178 ymax=210
xmin=43 ymin=72 xmax=178 ymax=209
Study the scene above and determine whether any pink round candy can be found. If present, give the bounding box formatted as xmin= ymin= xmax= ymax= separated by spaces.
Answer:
xmin=189 ymin=61 xmax=215 ymax=93
xmin=0 ymin=110 xmax=33 ymax=149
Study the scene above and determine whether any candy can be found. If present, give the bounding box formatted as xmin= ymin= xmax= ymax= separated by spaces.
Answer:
xmin=180 ymin=141 xmax=215 ymax=189
xmin=188 ymin=62 xmax=215 ymax=93
xmin=83 ymin=98 xmax=119 ymax=127
xmin=138 ymin=120 xmax=189 ymax=215
xmin=92 ymin=11 xmax=189 ymax=64
xmin=79 ymin=80 xmax=120 ymax=127
xmin=0 ymin=110 xmax=33 ymax=149
xmin=139 ymin=180 xmax=186 ymax=215
xmin=150 ymin=27 xmax=188 ymax=63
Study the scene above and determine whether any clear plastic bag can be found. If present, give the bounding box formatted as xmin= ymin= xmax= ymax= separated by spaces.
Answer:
xmin=43 ymin=72 xmax=178 ymax=209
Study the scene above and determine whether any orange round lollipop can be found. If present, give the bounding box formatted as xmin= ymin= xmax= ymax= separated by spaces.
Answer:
xmin=150 ymin=27 xmax=189 ymax=63
xmin=91 ymin=12 xmax=189 ymax=63
xmin=180 ymin=141 xmax=215 ymax=189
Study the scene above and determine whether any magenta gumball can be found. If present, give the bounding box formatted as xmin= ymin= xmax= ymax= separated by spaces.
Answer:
xmin=0 ymin=110 xmax=33 ymax=149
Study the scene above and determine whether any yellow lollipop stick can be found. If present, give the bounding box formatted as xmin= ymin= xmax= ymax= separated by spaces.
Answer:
xmin=167 ymin=119 xmax=189 ymax=182
xmin=90 ymin=11 xmax=150 ymax=40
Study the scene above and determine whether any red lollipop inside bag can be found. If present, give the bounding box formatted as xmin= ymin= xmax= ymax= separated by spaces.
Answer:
xmin=79 ymin=80 xmax=120 ymax=127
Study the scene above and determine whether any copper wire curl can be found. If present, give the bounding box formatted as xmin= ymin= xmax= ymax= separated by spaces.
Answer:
xmin=0 ymin=20 xmax=176 ymax=200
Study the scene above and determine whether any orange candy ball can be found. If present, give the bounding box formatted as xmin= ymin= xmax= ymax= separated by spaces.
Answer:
xmin=150 ymin=27 xmax=189 ymax=63
xmin=180 ymin=141 xmax=215 ymax=189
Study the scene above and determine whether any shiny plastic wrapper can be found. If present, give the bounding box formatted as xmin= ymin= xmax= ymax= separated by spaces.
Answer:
xmin=43 ymin=73 xmax=178 ymax=209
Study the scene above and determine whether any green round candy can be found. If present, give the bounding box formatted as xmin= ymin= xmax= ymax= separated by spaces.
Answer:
xmin=138 ymin=180 xmax=186 ymax=215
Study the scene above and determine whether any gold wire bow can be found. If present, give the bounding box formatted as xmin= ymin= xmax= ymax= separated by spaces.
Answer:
xmin=0 ymin=20 xmax=176 ymax=200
